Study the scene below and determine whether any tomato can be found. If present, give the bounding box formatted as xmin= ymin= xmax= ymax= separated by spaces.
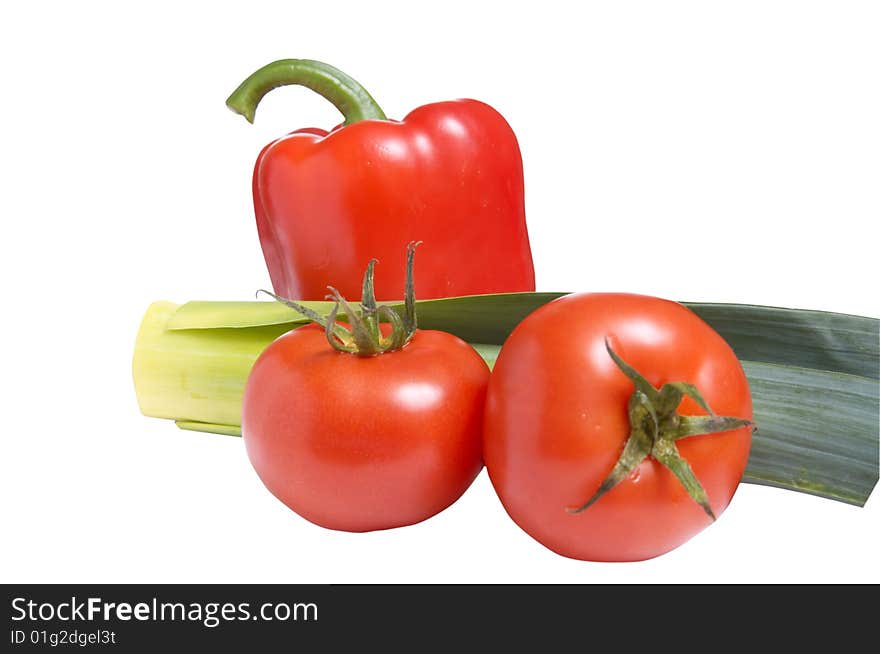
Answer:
xmin=483 ymin=293 xmax=753 ymax=561
xmin=242 ymin=324 xmax=489 ymax=532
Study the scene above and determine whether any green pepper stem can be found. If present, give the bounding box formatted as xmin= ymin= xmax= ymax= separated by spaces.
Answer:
xmin=226 ymin=58 xmax=387 ymax=125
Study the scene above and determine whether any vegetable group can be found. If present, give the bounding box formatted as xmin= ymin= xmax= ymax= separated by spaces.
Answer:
xmin=227 ymin=59 xmax=535 ymax=301
xmin=483 ymin=293 xmax=754 ymax=561
xmin=241 ymin=246 xmax=489 ymax=531
xmin=129 ymin=56 xmax=879 ymax=561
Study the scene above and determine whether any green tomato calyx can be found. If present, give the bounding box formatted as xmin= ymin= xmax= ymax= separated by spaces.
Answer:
xmin=566 ymin=339 xmax=753 ymax=520
xmin=259 ymin=241 xmax=421 ymax=356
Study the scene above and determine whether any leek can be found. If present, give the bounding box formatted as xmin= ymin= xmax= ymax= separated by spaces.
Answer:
xmin=133 ymin=294 xmax=879 ymax=506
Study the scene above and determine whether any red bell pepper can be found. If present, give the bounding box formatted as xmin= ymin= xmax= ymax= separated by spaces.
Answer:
xmin=226 ymin=59 xmax=535 ymax=301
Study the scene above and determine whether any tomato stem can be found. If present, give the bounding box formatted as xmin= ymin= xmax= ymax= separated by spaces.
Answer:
xmin=361 ymin=259 xmax=381 ymax=343
xmin=567 ymin=339 xmax=753 ymax=520
xmin=403 ymin=241 xmax=421 ymax=334
xmin=258 ymin=243 xmax=421 ymax=356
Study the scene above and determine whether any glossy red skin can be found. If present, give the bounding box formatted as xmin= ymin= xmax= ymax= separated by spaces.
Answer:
xmin=483 ymin=294 xmax=753 ymax=562
xmin=242 ymin=324 xmax=489 ymax=532
xmin=252 ymin=99 xmax=535 ymax=301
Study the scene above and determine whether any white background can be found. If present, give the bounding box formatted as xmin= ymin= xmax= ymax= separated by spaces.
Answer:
xmin=1 ymin=1 xmax=877 ymax=583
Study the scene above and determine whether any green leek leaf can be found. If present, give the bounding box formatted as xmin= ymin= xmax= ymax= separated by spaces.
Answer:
xmin=165 ymin=293 xmax=879 ymax=378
